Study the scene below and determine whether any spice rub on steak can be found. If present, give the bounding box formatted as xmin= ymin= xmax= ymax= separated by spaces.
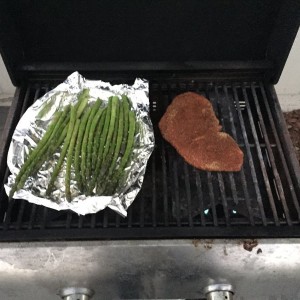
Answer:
xmin=159 ymin=92 xmax=243 ymax=172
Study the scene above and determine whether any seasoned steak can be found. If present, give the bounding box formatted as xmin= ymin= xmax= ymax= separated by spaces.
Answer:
xmin=159 ymin=92 xmax=243 ymax=171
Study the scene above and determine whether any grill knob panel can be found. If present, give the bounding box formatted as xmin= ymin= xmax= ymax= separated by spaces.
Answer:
xmin=58 ymin=287 xmax=94 ymax=300
xmin=204 ymin=283 xmax=234 ymax=300
xmin=206 ymin=290 xmax=233 ymax=300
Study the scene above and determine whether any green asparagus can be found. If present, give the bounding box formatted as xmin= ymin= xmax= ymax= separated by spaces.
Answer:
xmin=101 ymin=96 xmax=119 ymax=162
xmin=106 ymin=109 xmax=136 ymax=194
xmin=91 ymin=109 xmax=107 ymax=169
xmin=75 ymin=89 xmax=89 ymax=118
xmin=108 ymin=98 xmax=125 ymax=175
xmin=88 ymin=98 xmax=112 ymax=194
xmin=74 ymin=107 xmax=91 ymax=192
xmin=96 ymin=100 xmax=120 ymax=194
xmin=37 ymin=92 xmax=60 ymax=119
xmin=46 ymin=105 xmax=77 ymax=195
xmin=121 ymin=95 xmax=130 ymax=154
xmin=86 ymin=106 xmax=105 ymax=181
xmin=88 ymin=110 xmax=107 ymax=194
xmin=80 ymin=99 xmax=102 ymax=191
xmin=95 ymin=96 xmax=119 ymax=194
xmin=10 ymin=91 xmax=139 ymax=201
xmin=9 ymin=105 xmax=70 ymax=198
xmin=65 ymin=119 xmax=80 ymax=201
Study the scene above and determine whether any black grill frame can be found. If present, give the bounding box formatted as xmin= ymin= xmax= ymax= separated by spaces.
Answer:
xmin=0 ymin=72 xmax=300 ymax=242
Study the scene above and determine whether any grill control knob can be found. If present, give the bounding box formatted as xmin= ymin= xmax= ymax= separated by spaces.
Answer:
xmin=204 ymin=283 xmax=234 ymax=300
xmin=58 ymin=287 xmax=94 ymax=300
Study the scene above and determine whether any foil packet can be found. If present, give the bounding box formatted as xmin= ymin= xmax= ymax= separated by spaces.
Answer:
xmin=5 ymin=72 xmax=154 ymax=216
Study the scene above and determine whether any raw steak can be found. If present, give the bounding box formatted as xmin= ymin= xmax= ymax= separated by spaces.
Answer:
xmin=159 ymin=92 xmax=243 ymax=171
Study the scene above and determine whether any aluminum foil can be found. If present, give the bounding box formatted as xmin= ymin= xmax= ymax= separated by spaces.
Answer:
xmin=5 ymin=72 xmax=154 ymax=216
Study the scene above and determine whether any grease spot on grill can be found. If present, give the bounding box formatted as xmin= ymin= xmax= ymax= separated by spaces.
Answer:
xmin=257 ymin=248 xmax=263 ymax=254
xmin=243 ymin=239 xmax=258 ymax=252
xmin=223 ymin=246 xmax=228 ymax=256
xmin=204 ymin=239 xmax=214 ymax=250
xmin=192 ymin=239 xmax=201 ymax=247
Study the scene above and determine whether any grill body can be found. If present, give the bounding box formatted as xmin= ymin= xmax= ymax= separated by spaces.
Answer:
xmin=0 ymin=1 xmax=300 ymax=299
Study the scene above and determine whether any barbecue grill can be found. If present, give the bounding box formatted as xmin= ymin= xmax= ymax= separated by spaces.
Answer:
xmin=0 ymin=1 xmax=300 ymax=299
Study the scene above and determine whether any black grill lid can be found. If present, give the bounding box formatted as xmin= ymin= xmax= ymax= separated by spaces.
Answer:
xmin=0 ymin=0 xmax=299 ymax=85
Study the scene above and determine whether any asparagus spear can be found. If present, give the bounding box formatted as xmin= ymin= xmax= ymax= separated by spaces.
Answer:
xmin=46 ymin=105 xmax=77 ymax=195
xmin=94 ymin=96 xmax=119 ymax=194
xmin=88 ymin=98 xmax=112 ymax=194
xmin=86 ymin=106 xmax=105 ymax=181
xmin=120 ymin=110 xmax=136 ymax=171
xmin=121 ymin=95 xmax=130 ymax=154
xmin=108 ymin=98 xmax=125 ymax=175
xmin=96 ymin=100 xmax=121 ymax=194
xmin=88 ymin=109 xmax=107 ymax=194
xmin=75 ymin=89 xmax=89 ymax=119
xmin=28 ymin=123 xmax=69 ymax=187
xmin=37 ymin=92 xmax=59 ymax=119
xmin=29 ymin=118 xmax=70 ymax=176
xmin=9 ymin=106 xmax=70 ymax=198
xmin=80 ymin=99 xmax=102 ymax=191
xmin=106 ymin=109 xmax=136 ymax=194
xmin=74 ymin=107 xmax=91 ymax=192
xmin=91 ymin=109 xmax=107 ymax=169
xmin=65 ymin=119 xmax=80 ymax=202
xmin=101 ymin=96 xmax=119 ymax=162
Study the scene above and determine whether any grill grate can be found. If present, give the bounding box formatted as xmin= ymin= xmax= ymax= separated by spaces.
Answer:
xmin=0 ymin=78 xmax=300 ymax=241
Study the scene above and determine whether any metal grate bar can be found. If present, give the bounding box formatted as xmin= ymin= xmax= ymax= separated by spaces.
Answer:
xmin=232 ymin=85 xmax=267 ymax=225
xmin=241 ymin=85 xmax=280 ymax=226
xmin=183 ymin=164 xmax=193 ymax=227
xmin=205 ymin=85 xmax=221 ymax=226
xmin=194 ymin=170 xmax=206 ymax=226
xmin=66 ymin=211 xmax=72 ymax=229
xmin=40 ymin=85 xmax=51 ymax=229
xmin=151 ymin=150 xmax=157 ymax=227
xmin=103 ymin=210 xmax=108 ymax=228
xmin=78 ymin=215 xmax=84 ymax=229
xmin=161 ymin=92 xmax=170 ymax=226
xmin=212 ymin=86 xmax=233 ymax=225
xmin=250 ymin=84 xmax=292 ymax=225
xmin=26 ymin=87 xmax=44 ymax=229
xmin=115 ymin=214 xmax=120 ymax=228
xmin=41 ymin=207 xmax=48 ymax=229
xmin=205 ymin=86 xmax=232 ymax=226
xmin=28 ymin=204 xmax=37 ymax=229
xmin=16 ymin=201 xmax=26 ymax=230
xmin=16 ymin=87 xmax=42 ymax=229
xmin=259 ymin=82 xmax=300 ymax=221
xmin=214 ymin=86 xmax=239 ymax=205
xmin=139 ymin=188 xmax=145 ymax=228
xmin=4 ymin=85 xmax=33 ymax=229
xmin=217 ymin=173 xmax=230 ymax=226
xmin=127 ymin=206 xmax=132 ymax=228
xmin=207 ymin=172 xmax=218 ymax=226
xmin=173 ymin=159 xmax=181 ymax=226
xmin=223 ymin=86 xmax=254 ymax=225
xmin=91 ymin=214 xmax=96 ymax=228
xmin=161 ymin=139 xmax=169 ymax=226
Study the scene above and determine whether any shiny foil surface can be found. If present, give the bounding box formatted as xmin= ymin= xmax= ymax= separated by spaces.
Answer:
xmin=5 ymin=72 xmax=154 ymax=216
